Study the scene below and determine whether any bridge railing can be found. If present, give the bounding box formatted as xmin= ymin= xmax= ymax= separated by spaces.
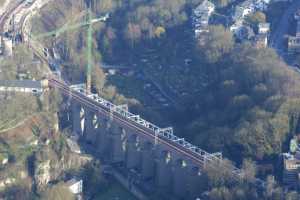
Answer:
xmin=69 ymin=83 xmax=244 ymax=179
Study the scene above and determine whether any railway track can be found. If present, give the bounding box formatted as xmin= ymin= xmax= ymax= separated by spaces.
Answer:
xmin=0 ymin=0 xmax=25 ymax=32
xmin=48 ymin=77 xmax=243 ymax=179
xmin=48 ymin=77 xmax=266 ymax=189
xmin=0 ymin=0 xmax=47 ymax=64
xmin=15 ymin=0 xmax=52 ymax=70
xmin=3 ymin=0 xmax=266 ymax=190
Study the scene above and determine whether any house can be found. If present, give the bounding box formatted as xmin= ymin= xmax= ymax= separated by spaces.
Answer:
xmin=231 ymin=0 xmax=256 ymax=37
xmin=258 ymin=22 xmax=270 ymax=34
xmin=254 ymin=0 xmax=269 ymax=11
xmin=282 ymin=153 xmax=300 ymax=189
xmin=232 ymin=1 xmax=255 ymax=21
xmin=0 ymin=80 xmax=43 ymax=94
xmin=192 ymin=0 xmax=215 ymax=37
xmin=294 ymin=9 xmax=300 ymax=21
xmin=287 ymin=8 xmax=300 ymax=54
xmin=66 ymin=178 xmax=83 ymax=194
xmin=288 ymin=36 xmax=300 ymax=53
xmin=193 ymin=0 xmax=215 ymax=17
xmin=230 ymin=0 xmax=272 ymax=44
xmin=282 ymin=133 xmax=300 ymax=189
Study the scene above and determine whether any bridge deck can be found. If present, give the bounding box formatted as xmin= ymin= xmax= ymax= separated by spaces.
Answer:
xmin=48 ymin=77 xmax=243 ymax=180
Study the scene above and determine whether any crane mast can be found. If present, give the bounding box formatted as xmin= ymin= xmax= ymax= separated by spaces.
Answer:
xmin=31 ymin=5 xmax=110 ymax=95
xmin=86 ymin=6 xmax=93 ymax=94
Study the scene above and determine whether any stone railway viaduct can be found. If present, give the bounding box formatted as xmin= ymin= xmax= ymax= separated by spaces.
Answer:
xmin=49 ymin=77 xmax=242 ymax=199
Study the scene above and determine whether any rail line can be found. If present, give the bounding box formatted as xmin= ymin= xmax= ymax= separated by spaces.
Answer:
xmin=48 ymin=77 xmax=243 ymax=180
xmin=5 ymin=0 xmax=264 ymax=188
xmin=0 ymin=0 xmax=25 ymax=32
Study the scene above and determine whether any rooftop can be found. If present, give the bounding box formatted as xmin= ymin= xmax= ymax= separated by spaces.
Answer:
xmin=0 ymin=80 xmax=42 ymax=89
xmin=194 ymin=0 xmax=215 ymax=16
xmin=258 ymin=23 xmax=270 ymax=30
xmin=289 ymin=36 xmax=300 ymax=45
xmin=66 ymin=178 xmax=82 ymax=186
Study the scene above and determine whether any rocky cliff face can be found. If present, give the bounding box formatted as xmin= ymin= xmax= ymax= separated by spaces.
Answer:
xmin=0 ymin=108 xmax=91 ymax=196
xmin=33 ymin=128 xmax=92 ymax=190
xmin=35 ymin=153 xmax=92 ymax=188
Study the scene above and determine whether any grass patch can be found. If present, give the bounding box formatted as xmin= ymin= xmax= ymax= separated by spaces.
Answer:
xmin=93 ymin=180 xmax=137 ymax=200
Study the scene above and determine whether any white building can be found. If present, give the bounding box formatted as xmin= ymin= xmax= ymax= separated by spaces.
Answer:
xmin=230 ymin=20 xmax=244 ymax=33
xmin=232 ymin=1 xmax=255 ymax=21
xmin=258 ymin=23 xmax=270 ymax=34
xmin=194 ymin=0 xmax=215 ymax=17
xmin=193 ymin=0 xmax=215 ymax=37
xmin=0 ymin=80 xmax=43 ymax=94
xmin=230 ymin=0 xmax=271 ymax=41
xmin=67 ymin=178 xmax=83 ymax=195
xmin=231 ymin=1 xmax=255 ymax=35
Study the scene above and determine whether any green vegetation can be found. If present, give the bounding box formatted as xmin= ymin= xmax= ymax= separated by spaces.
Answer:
xmin=93 ymin=181 xmax=137 ymax=200
xmin=41 ymin=183 xmax=75 ymax=200
xmin=266 ymin=2 xmax=288 ymax=31
xmin=197 ymin=25 xmax=234 ymax=63
xmin=0 ymin=44 xmax=46 ymax=80
xmin=18 ymin=0 xmax=300 ymax=199
xmin=0 ymin=94 xmax=39 ymax=132
xmin=246 ymin=11 xmax=266 ymax=27
xmin=77 ymin=160 xmax=136 ymax=200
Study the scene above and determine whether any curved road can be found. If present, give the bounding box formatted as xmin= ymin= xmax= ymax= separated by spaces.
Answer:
xmin=0 ymin=0 xmax=25 ymax=32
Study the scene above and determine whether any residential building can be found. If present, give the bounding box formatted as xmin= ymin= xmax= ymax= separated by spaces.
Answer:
xmin=192 ymin=0 xmax=215 ymax=37
xmin=288 ymin=36 xmax=300 ymax=53
xmin=282 ymin=134 xmax=300 ymax=189
xmin=258 ymin=22 xmax=270 ymax=34
xmin=232 ymin=1 xmax=255 ymax=22
xmin=231 ymin=0 xmax=255 ymax=38
xmin=254 ymin=0 xmax=270 ymax=11
xmin=283 ymin=153 xmax=300 ymax=189
xmin=230 ymin=0 xmax=271 ymax=44
xmin=194 ymin=0 xmax=215 ymax=17
xmin=288 ymin=9 xmax=300 ymax=54
xmin=0 ymin=80 xmax=44 ymax=94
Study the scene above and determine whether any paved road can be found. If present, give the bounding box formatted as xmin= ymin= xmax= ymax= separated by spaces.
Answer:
xmin=0 ymin=0 xmax=25 ymax=32
xmin=270 ymin=0 xmax=300 ymax=59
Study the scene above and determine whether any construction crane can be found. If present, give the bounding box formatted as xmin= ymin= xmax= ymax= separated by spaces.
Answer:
xmin=31 ymin=6 xmax=109 ymax=94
